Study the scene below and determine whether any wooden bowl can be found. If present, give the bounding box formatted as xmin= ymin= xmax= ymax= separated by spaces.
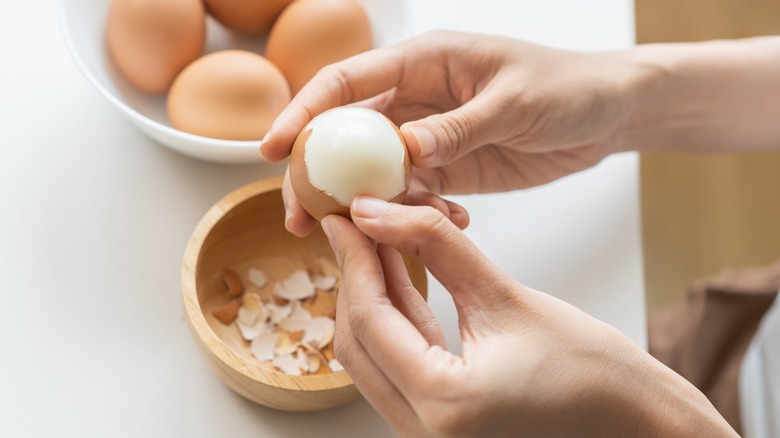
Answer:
xmin=181 ymin=176 xmax=427 ymax=411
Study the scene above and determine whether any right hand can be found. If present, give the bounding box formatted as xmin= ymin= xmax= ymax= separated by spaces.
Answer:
xmin=260 ymin=31 xmax=639 ymax=236
xmin=322 ymin=197 xmax=737 ymax=437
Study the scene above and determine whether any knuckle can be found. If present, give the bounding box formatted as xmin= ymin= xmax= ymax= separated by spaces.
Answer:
xmin=416 ymin=206 xmax=455 ymax=241
xmin=346 ymin=299 xmax=383 ymax=341
xmin=414 ymin=316 xmax=442 ymax=340
xmin=332 ymin=334 xmax=351 ymax=365
xmin=319 ymin=64 xmax=356 ymax=104
xmin=436 ymin=112 xmax=472 ymax=152
xmin=389 ymin=205 xmax=453 ymax=257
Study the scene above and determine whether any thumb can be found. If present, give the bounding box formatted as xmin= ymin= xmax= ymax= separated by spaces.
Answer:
xmin=350 ymin=196 xmax=520 ymax=316
xmin=400 ymin=90 xmax=504 ymax=168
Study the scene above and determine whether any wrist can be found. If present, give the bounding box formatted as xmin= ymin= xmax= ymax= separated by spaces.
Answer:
xmin=603 ymin=344 xmax=738 ymax=436
xmin=610 ymin=44 xmax=673 ymax=153
xmin=615 ymin=37 xmax=780 ymax=153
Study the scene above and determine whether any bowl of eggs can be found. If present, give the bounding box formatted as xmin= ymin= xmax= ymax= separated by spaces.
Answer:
xmin=57 ymin=0 xmax=412 ymax=164
xmin=182 ymin=176 xmax=428 ymax=411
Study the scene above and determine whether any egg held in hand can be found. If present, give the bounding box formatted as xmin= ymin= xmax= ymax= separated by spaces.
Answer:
xmin=289 ymin=107 xmax=411 ymax=221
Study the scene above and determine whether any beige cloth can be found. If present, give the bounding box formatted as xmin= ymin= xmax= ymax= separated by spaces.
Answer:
xmin=649 ymin=260 xmax=780 ymax=434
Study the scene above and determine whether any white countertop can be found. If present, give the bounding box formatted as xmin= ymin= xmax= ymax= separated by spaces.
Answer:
xmin=0 ymin=1 xmax=643 ymax=436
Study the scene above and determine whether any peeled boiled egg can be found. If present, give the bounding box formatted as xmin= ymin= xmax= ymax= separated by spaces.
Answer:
xmin=106 ymin=0 xmax=205 ymax=95
xmin=289 ymin=107 xmax=411 ymax=220
xmin=203 ymin=0 xmax=294 ymax=35
xmin=167 ymin=50 xmax=291 ymax=141
xmin=265 ymin=0 xmax=373 ymax=94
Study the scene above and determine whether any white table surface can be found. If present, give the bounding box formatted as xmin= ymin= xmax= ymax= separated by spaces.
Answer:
xmin=0 ymin=1 xmax=644 ymax=436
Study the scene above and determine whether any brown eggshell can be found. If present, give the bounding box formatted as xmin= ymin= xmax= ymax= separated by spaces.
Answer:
xmin=167 ymin=50 xmax=291 ymax=141
xmin=106 ymin=0 xmax=205 ymax=95
xmin=289 ymin=109 xmax=412 ymax=221
xmin=204 ymin=0 xmax=295 ymax=35
xmin=265 ymin=0 xmax=373 ymax=95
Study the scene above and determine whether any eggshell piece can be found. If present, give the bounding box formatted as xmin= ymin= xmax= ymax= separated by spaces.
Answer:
xmin=265 ymin=0 xmax=373 ymax=94
xmin=167 ymin=50 xmax=291 ymax=141
xmin=204 ymin=0 xmax=295 ymax=35
xmin=106 ymin=0 xmax=205 ymax=95
xmin=289 ymin=107 xmax=411 ymax=221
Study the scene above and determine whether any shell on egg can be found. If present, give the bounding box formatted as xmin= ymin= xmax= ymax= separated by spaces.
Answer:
xmin=167 ymin=50 xmax=291 ymax=141
xmin=265 ymin=0 xmax=373 ymax=94
xmin=289 ymin=107 xmax=412 ymax=221
xmin=106 ymin=0 xmax=206 ymax=95
xmin=204 ymin=0 xmax=294 ymax=35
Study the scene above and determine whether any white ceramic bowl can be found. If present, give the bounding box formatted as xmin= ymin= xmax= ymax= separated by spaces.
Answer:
xmin=57 ymin=0 xmax=412 ymax=164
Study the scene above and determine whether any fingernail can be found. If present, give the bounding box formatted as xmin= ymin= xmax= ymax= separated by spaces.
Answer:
xmin=403 ymin=126 xmax=437 ymax=160
xmin=450 ymin=209 xmax=468 ymax=229
xmin=284 ymin=208 xmax=292 ymax=230
xmin=352 ymin=197 xmax=390 ymax=219
xmin=259 ymin=132 xmax=271 ymax=157
xmin=321 ymin=216 xmax=339 ymax=260
xmin=321 ymin=215 xmax=334 ymax=240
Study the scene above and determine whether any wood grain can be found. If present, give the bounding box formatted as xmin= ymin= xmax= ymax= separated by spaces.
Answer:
xmin=636 ymin=0 xmax=780 ymax=312
xmin=181 ymin=176 xmax=428 ymax=411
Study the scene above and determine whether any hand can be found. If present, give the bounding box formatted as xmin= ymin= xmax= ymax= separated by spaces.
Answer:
xmin=261 ymin=30 xmax=638 ymax=236
xmin=322 ymin=197 xmax=737 ymax=436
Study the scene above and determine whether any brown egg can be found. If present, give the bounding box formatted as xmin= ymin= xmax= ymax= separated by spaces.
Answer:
xmin=204 ymin=0 xmax=295 ymax=35
xmin=289 ymin=107 xmax=411 ymax=221
xmin=167 ymin=50 xmax=291 ymax=141
xmin=265 ymin=0 xmax=373 ymax=95
xmin=106 ymin=0 xmax=205 ymax=95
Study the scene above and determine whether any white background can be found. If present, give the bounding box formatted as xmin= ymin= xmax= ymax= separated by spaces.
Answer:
xmin=0 ymin=1 xmax=642 ymax=436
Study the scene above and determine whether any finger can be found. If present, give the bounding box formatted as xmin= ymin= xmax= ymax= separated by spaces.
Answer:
xmin=350 ymin=197 xmax=519 ymax=315
xmin=333 ymin=264 xmax=426 ymax=435
xmin=348 ymin=88 xmax=397 ymax=116
xmin=322 ymin=215 xmax=445 ymax=397
xmin=400 ymin=84 xmax=510 ymax=169
xmin=403 ymin=191 xmax=470 ymax=230
xmin=281 ymin=167 xmax=317 ymax=237
xmin=259 ymin=47 xmax=407 ymax=162
xmin=376 ymin=244 xmax=447 ymax=349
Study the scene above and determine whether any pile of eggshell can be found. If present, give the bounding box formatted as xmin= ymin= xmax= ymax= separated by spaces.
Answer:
xmin=212 ymin=265 xmax=343 ymax=376
xmin=106 ymin=0 xmax=373 ymax=141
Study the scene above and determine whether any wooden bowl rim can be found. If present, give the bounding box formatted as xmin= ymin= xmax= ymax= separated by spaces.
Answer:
xmin=181 ymin=175 xmax=355 ymax=392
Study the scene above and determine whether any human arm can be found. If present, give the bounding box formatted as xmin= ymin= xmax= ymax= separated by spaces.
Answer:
xmin=322 ymin=198 xmax=738 ymax=437
xmin=621 ymin=36 xmax=780 ymax=153
xmin=261 ymin=32 xmax=780 ymax=237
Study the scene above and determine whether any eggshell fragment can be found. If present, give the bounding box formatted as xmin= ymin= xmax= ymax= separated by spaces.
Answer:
xmin=204 ymin=0 xmax=294 ymax=35
xmin=250 ymin=331 xmax=278 ymax=362
xmin=266 ymin=301 xmax=292 ymax=325
xmin=211 ymin=299 xmax=241 ymax=325
xmin=275 ymin=335 xmax=300 ymax=357
xmin=265 ymin=0 xmax=373 ymax=94
xmin=247 ymin=268 xmax=267 ymax=288
xmin=106 ymin=0 xmax=205 ymax=95
xmin=273 ymin=270 xmax=316 ymax=300
xmin=289 ymin=300 xmax=312 ymax=320
xmin=167 ymin=50 xmax=291 ymax=141
xmin=236 ymin=318 xmax=266 ymax=341
xmin=290 ymin=107 xmax=411 ymax=220
xmin=272 ymin=350 xmax=308 ymax=376
xmin=237 ymin=293 xmax=267 ymax=327
xmin=311 ymin=274 xmax=337 ymax=291
xmin=307 ymin=316 xmax=336 ymax=349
